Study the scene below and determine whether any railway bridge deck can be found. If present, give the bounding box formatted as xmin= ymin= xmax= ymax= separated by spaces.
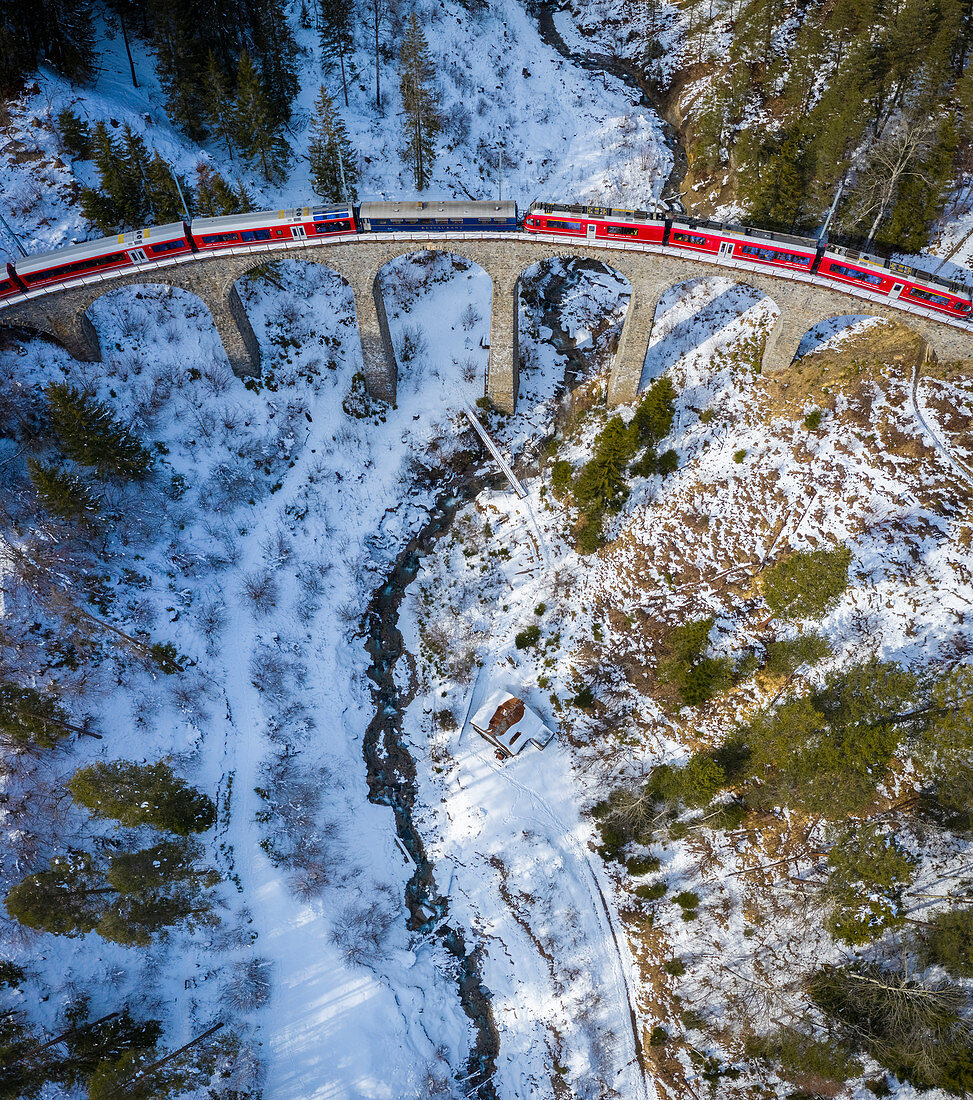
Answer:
xmin=0 ymin=232 xmax=970 ymax=411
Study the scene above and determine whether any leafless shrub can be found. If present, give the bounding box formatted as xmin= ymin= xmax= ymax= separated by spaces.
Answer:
xmin=261 ymin=528 xmax=292 ymax=568
xmin=460 ymin=356 xmax=479 ymax=383
xmin=196 ymin=601 xmax=226 ymax=640
xmin=460 ymin=303 xmax=481 ymax=331
xmin=397 ymin=324 xmax=427 ymax=364
xmin=200 ymin=362 xmax=233 ymax=395
xmin=330 ymin=894 xmax=397 ymax=966
xmin=249 ymin=648 xmax=287 ymax=695
xmin=242 ymin=569 xmax=279 ymax=616
xmin=223 ymin=957 xmax=273 ymax=1011
xmin=170 ymin=678 xmax=212 ymax=727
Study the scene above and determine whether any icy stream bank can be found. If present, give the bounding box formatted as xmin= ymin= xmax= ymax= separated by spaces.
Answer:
xmin=362 ymin=470 xmax=503 ymax=1097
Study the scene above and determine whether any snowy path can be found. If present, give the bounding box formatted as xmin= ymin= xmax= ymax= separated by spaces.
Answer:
xmin=483 ymin=743 xmax=653 ymax=1100
xmin=910 ymin=353 xmax=973 ymax=489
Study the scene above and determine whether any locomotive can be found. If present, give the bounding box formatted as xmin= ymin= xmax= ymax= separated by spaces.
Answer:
xmin=1 ymin=198 xmax=970 ymax=325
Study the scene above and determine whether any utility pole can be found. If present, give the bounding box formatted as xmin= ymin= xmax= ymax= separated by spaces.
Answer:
xmin=820 ymin=174 xmax=846 ymax=240
xmin=0 ymin=211 xmax=28 ymax=257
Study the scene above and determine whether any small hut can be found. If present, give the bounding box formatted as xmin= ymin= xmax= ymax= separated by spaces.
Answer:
xmin=470 ymin=690 xmax=555 ymax=759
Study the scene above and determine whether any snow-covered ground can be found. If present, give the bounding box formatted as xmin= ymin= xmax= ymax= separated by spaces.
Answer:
xmin=0 ymin=0 xmax=670 ymax=257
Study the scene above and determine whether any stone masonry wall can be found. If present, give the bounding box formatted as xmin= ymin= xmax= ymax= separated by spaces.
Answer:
xmin=1 ymin=236 xmax=969 ymax=414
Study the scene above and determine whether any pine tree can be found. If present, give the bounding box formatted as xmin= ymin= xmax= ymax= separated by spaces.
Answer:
xmin=319 ymin=0 xmax=354 ymax=107
xmin=399 ymin=13 xmax=440 ymax=190
xmin=0 ymin=680 xmax=73 ymax=749
xmin=56 ymin=109 xmax=91 ymax=159
xmin=144 ymin=152 xmax=185 ymax=223
xmin=28 ymin=460 xmax=102 ymax=529
xmin=5 ymin=846 xmax=213 ymax=945
xmin=233 ymin=50 xmax=292 ymax=182
xmin=0 ymin=0 xmax=94 ymax=93
xmin=5 ymin=852 xmax=107 ymax=937
xmin=106 ymin=839 xmax=210 ymax=895
xmin=202 ymin=50 xmax=235 ymax=157
xmin=60 ymin=1009 xmax=162 ymax=1092
xmin=79 ymin=123 xmax=126 ymax=232
xmin=68 ymin=760 xmax=216 ymax=834
xmin=45 ymin=383 xmax=154 ymax=482
xmin=253 ymin=0 xmax=300 ymax=126
xmin=307 ymin=86 xmax=359 ymax=202
xmin=118 ymin=125 xmax=152 ymax=226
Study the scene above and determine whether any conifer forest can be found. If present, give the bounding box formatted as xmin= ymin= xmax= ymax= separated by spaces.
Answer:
xmin=0 ymin=1 xmax=971 ymax=1099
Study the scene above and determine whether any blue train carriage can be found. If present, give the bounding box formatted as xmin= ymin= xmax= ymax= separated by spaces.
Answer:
xmin=357 ymin=200 xmax=518 ymax=232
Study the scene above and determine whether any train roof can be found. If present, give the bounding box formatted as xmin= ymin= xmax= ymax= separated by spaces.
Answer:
xmin=15 ymin=223 xmax=188 ymax=275
xmin=822 ymin=242 xmax=972 ymax=298
xmin=359 ymin=200 xmax=517 ymax=220
xmin=670 ymin=216 xmax=819 ymax=251
xmin=190 ymin=206 xmax=353 ymax=234
xmin=530 ymin=200 xmax=667 ymax=222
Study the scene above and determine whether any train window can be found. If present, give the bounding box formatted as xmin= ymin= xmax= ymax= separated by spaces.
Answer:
xmin=545 ymin=219 xmax=584 ymax=231
xmin=0 ymin=279 xmax=12 ymax=293
xmin=740 ymin=244 xmax=811 ymax=266
xmin=21 ymin=250 xmax=129 ymax=283
xmin=313 ymin=220 xmax=351 ymax=233
xmin=239 ymin=230 xmax=272 ymax=242
xmin=672 ymin=231 xmax=710 ymax=246
xmin=605 ymin=225 xmax=639 ymax=236
xmin=906 ymin=286 xmax=953 ymax=308
xmin=149 ymin=239 xmax=186 ymax=254
xmin=201 ymin=232 xmax=241 ymax=245
xmin=827 ymin=262 xmax=884 ymax=286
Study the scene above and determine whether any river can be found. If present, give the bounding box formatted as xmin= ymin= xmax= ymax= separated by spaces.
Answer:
xmin=361 ymin=470 xmax=503 ymax=1099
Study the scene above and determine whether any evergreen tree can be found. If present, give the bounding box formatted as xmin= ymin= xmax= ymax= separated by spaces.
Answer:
xmin=202 ymin=51 xmax=235 ymax=157
xmin=144 ymin=152 xmax=186 ymax=223
xmin=0 ymin=0 xmax=94 ymax=92
xmin=59 ymin=1007 xmax=162 ymax=1092
xmin=823 ymin=824 xmax=918 ymax=944
xmin=319 ymin=0 xmax=354 ymax=107
xmin=0 ymin=680 xmax=73 ymax=750
xmin=307 ymin=86 xmax=359 ymax=202
xmin=631 ymin=376 xmax=676 ymax=446
xmin=233 ymin=51 xmax=291 ymax=182
xmin=28 ymin=459 xmax=102 ymax=528
xmin=253 ymin=0 xmax=300 ymax=126
xmin=118 ymin=124 xmax=152 ymax=226
xmin=193 ymin=165 xmax=247 ymax=217
xmin=5 ymin=852 xmax=107 ymax=937
xmin=5 ymin=847 xmax=212 ymax=944
xmin=761 ymin=545 xmax=852 ymax=620
xmin=398 ymin=13 xmax=440 ymax=190
xmin=573 ymin=416 xmax=636 ymax=513
xmin=68 ymin=759 xmax=216 ymax=834
xmin=45 ymin=383 xmax=154 ymax=482
xmin=79 ymin=123 xmax=127 ymax=232
xmin=106 ymin=839 xmax=213 ymax=895
xmin=56 ymin=109 xmax=91 ymax=159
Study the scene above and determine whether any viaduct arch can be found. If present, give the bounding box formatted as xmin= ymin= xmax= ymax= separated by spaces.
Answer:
xmin=0 ymin=235 xmax=969 ymax=412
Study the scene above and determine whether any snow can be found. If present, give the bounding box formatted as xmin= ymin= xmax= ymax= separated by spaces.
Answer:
xmin=0 ymin=0 xmax=671 ymax=258
xmin=2 ymin=4 xmax=973 ymax=1098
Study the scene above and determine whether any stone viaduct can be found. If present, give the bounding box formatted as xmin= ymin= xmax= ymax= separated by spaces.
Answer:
xmin=1 ymin=234 xmax=970 ymax=412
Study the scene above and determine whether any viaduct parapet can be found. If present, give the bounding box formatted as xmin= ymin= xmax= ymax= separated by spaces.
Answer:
xmin=1 ymin=234 xmax=970 ymax=412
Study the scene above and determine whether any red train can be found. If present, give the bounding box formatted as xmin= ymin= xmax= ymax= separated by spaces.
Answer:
xmin=524 ymin=202 xmax=973 ymax=321
xmin=1 ymin=200 xmax=970 ymax=327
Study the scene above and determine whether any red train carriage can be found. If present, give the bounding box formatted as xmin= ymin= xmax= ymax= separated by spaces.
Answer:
xmin=667 ymin=218 xmax=819 ymax=272
xmin=818 ymin=245 xmax=972 ymax=320
xmin=189 ymin=206 xmax=356 ymax=251
xmin=0 ymin=253 xmax=25 ymax=301
xmin=13 ymin=223 xmax=194 ymax=292
xmin=524 ymin=202 xmax=667 ymax=244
